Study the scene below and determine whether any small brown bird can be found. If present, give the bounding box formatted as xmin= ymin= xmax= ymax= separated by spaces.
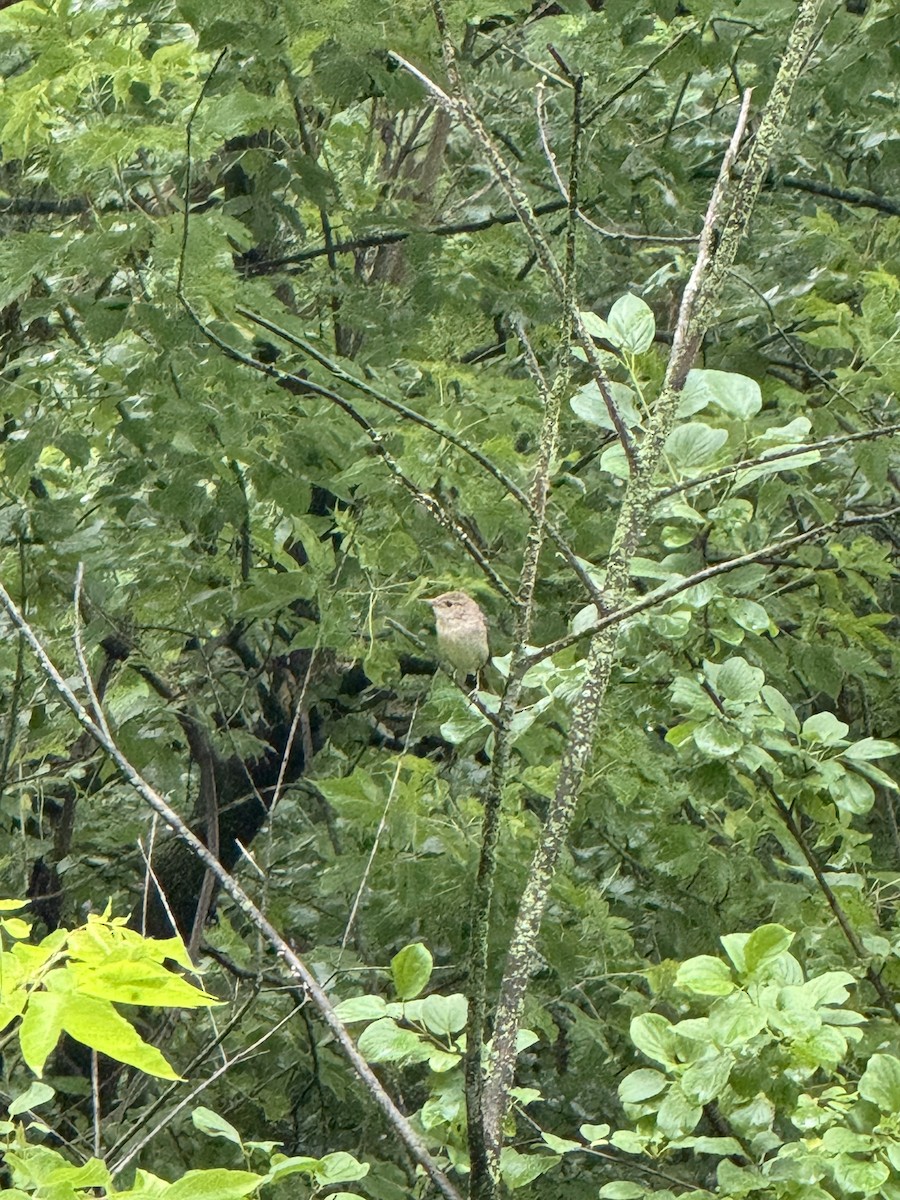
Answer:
xmin=425 ymin=591 xmax=490 ymax=684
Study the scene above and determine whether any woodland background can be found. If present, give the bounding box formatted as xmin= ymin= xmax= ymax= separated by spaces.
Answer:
xmin=0 ymin=0 xmax=899 ymax=1198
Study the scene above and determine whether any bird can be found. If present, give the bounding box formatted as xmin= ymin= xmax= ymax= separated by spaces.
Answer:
xmin=425 ymin=591 xmax=490 ymax=685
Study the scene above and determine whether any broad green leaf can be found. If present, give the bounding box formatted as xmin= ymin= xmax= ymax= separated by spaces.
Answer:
xmin=755 ymin=417 xmax=812 ymax=444
xmin=599 ymin=441 xmax=630 ymax=479
xmin=599 ymin=1185 xmax=645 ymax=1199
xmin=313 ymin=1152 xmax=369 ymax=1183
xmin=619 ymin=1069 xmax=668 ymax=1103
xmin=800 ymin=971 xmax=854 ymax=1009
xmin=681 ymin=1053 xmax=733 ymax=1104
xmin=676 ymin=955 xmax=734 ymax=996
xmin=56 ymin=991 xmax=181 ymax=1080
xmin=693 ymin=719 xmax=742 ymax=757
xmin=333 ymin=995 xmax=388 ymax=1022
xmin=540 ymin=1131 xmax=582 ymax=1154
xmin=682 ymin=369 xmax=762 ymax=419
xmin=7 ymin=1082 xmax=54 ymax=1118
xmin=735 ymin=449 xmax=821 ymax=486
xmin=714 ymin=657 xmax=765 ymax=704
xmin=499 ymin=1147 xmax=559 ymax=1190
xmin=607 ymin=293 xmax=655 ymax=353
xmin=831 ymin=1157 xmax=889 ymax=1194
xmin=428 ymin=1048 xmax=461 ymax=1072
xmin=841 ymin=736 xmax=898 ymax=760
xmin=801 ymin=712 xmax=849 ymax=745
xmin=18 ymin=991 xmax=64 ymax=1075
xmin=831 ymin=770 xmax=875 ymax=815
xmin=580 ymin=1123 xmax=610 ymax=1143
xmin=570 ymin=381 xmax=641 ymax=431
xmin=726 ymin=599 xmax=771 ymax=634
xmin=420 ymin=992 xmax=467 ymax=1036
xmin=859 ymin=1053 xmax=900 ymax=1112
xmin=743 ymin=924 xmax=794 ymax=974
xmin=657 ymin=1082 xmax=702 ymax=1136
xmin=761 ymin=686 xmax=800 ymax=733
xmin=610 ymin=1130 xmax=648 ymax=1154
xmin=391 ymin=942 xmax=433 ymax=1000
xmin=630 ymin=1014 xmax=676 ymax=1066
xmin=708 ymin=993 xmax=767 ymax=1045
xmin=266 ymin=1156 xmax=322 ymax=1182
xmin=357 ymin=1018 xmax=432 ymax=1065
xmin=578 ymin=309 xmax=616 ymax=343
xmin=165 ymin=1169 xmax=265 ymax=1199
xmin=68 ymin=960 xmax=218 ymax=1008
xmin=664 ymin=423 xmax=729 ymax=472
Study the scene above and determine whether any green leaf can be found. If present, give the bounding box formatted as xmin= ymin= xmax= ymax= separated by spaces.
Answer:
xmin=682 ymin=369 xmax=762 ymax=419
xmin=68 ymin=959 xmax=218 ymax=1008
xmin=801 ymin=970 xmax=855 ymax=1009
xmin=664 ymin=423 xmax=729 ymax=472
xmin=801 ymin=712 xmax=849 ymax=744
xmin=693 ymin=719 xmax=742 ymax=757
xmin=17 ymin=991 xmax=64 ymax=1075
xmin=420 ymin=992 xmax=467 ymax=1036
xmin=165 ymin=1169 xmax=265 ymax=1199
xmin=599 ymin=1185 xmax=645 ymax=1199
xmin=676 ymin=955 xmax=735 ymax=996
xmin=761 ymin=685 xmax=800 ymax=733
xmin=681 ymin=1053 xmax=734 ymax=1104
xmin=726 ymin=599 xmax=771 ymax=634
xmin=714 ymin=657 xmax=765 ymax=704
xmin=192 ymin=1106 xmax=243 ymax=1147
xmin=630 ymin=1014 xmax=676 ymax=1066
xmin=859 ymin=1053 xmax=900 ymax=1112
xmin=333 ymin=995 xmax=388 ymax=1022
xmin=7 ymin=1081 xmax=55 ymax=1118
xmin=499 ymin=1147 xmax=559 ymax=1190
xmin=313 ymin=1151 xmax=369 ymax=1184
xmin=619 ymin=1068 xmax=668 ymax=1103
xmin=391 ymin=943 xmax=433 ymax=1000
xmin=579 ymin=1123 xmax=610 ymax=1143
xmin=831 ymin=769 xmax=875 ymax=815
xmin=570 ymin=381 xmax=641 ymax=431
xmin=540 ymin=1131 xmax=582 ymax=1154
xmin=607 ymin=293 xmax=656 ymax=353
xmin=831 ymin=1156 xmax=889 ymax=1194
xmin=609 ymin=1130 xmax=648 ymax=1154
xmin=63 ymin=998 xmax=181 ymax=1079
xmin=841 ymin=736 xmax=898 ymax=760
xmin=657 ymin=1082 xmax=702 ymax=1136
xmin=357 ymin=1018 xmax=433 ymax=1065
xmin=735 ymin=448 xmax=821 ymax=486
xmin=266 ymin=1155 xmax=323 ymax=1182
xmin=578 ymin=309 xmax=616 ymax=342
xmin=743 ymin=924 xmax=794 ymax=974
xmin=708 ymin=993 xmax=767 ymax=1045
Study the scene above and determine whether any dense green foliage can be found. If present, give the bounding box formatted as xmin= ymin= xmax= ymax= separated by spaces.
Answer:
xmin=0 ymin=0 xmax=898 ymax=1197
